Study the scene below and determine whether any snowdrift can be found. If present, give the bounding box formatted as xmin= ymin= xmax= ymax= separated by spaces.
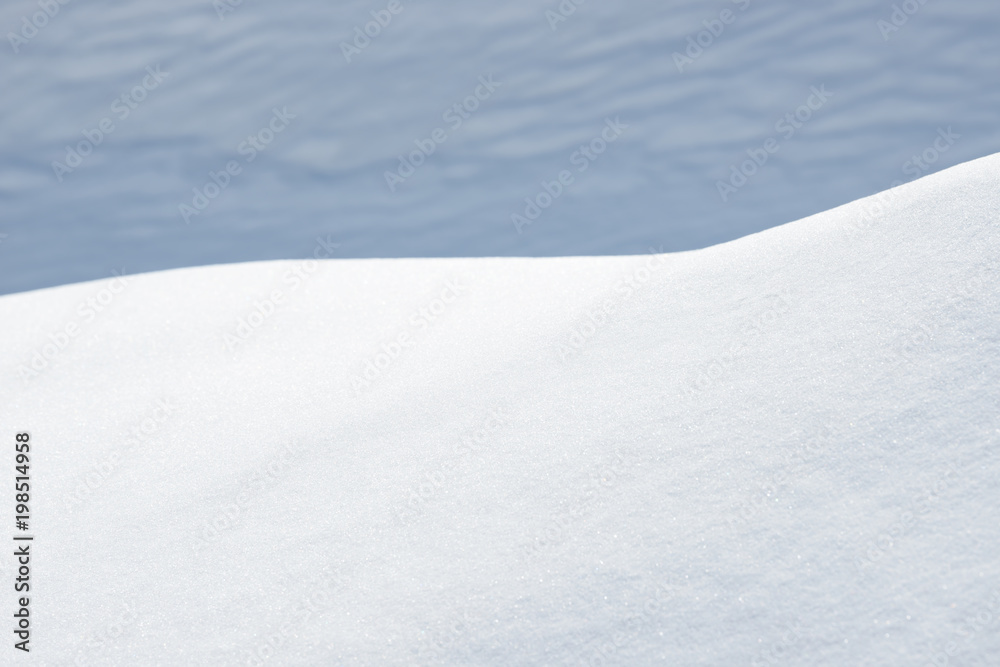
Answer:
xmin=2 ymin=153 xmax=999 ymax=665
xmin=4 ymin=0 xmax=999 ymax=295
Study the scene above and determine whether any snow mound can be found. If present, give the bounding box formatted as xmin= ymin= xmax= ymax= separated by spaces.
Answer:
xmin=2 ymin=153 xmax=999 ymax=665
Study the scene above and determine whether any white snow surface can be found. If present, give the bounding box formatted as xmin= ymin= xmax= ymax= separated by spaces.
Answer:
xmin=2 ymin=0 xmax=999 ymax=294
xmin=2 ymin=154 xmax=1000 ymax=665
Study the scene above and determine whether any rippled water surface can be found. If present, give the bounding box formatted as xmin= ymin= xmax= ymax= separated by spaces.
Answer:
xmin=1 ymin=0 xmax=998 ymax=294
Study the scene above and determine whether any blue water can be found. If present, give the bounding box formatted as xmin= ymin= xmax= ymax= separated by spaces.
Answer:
xmin=1 ymin=0 xmax=998 ymax=295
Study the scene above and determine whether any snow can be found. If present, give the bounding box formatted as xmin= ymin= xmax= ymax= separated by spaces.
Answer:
xmin=2 ymin=0 xmax=1000 ymax=294
xmin=2 ymin=152 xmax=999 ymax=665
